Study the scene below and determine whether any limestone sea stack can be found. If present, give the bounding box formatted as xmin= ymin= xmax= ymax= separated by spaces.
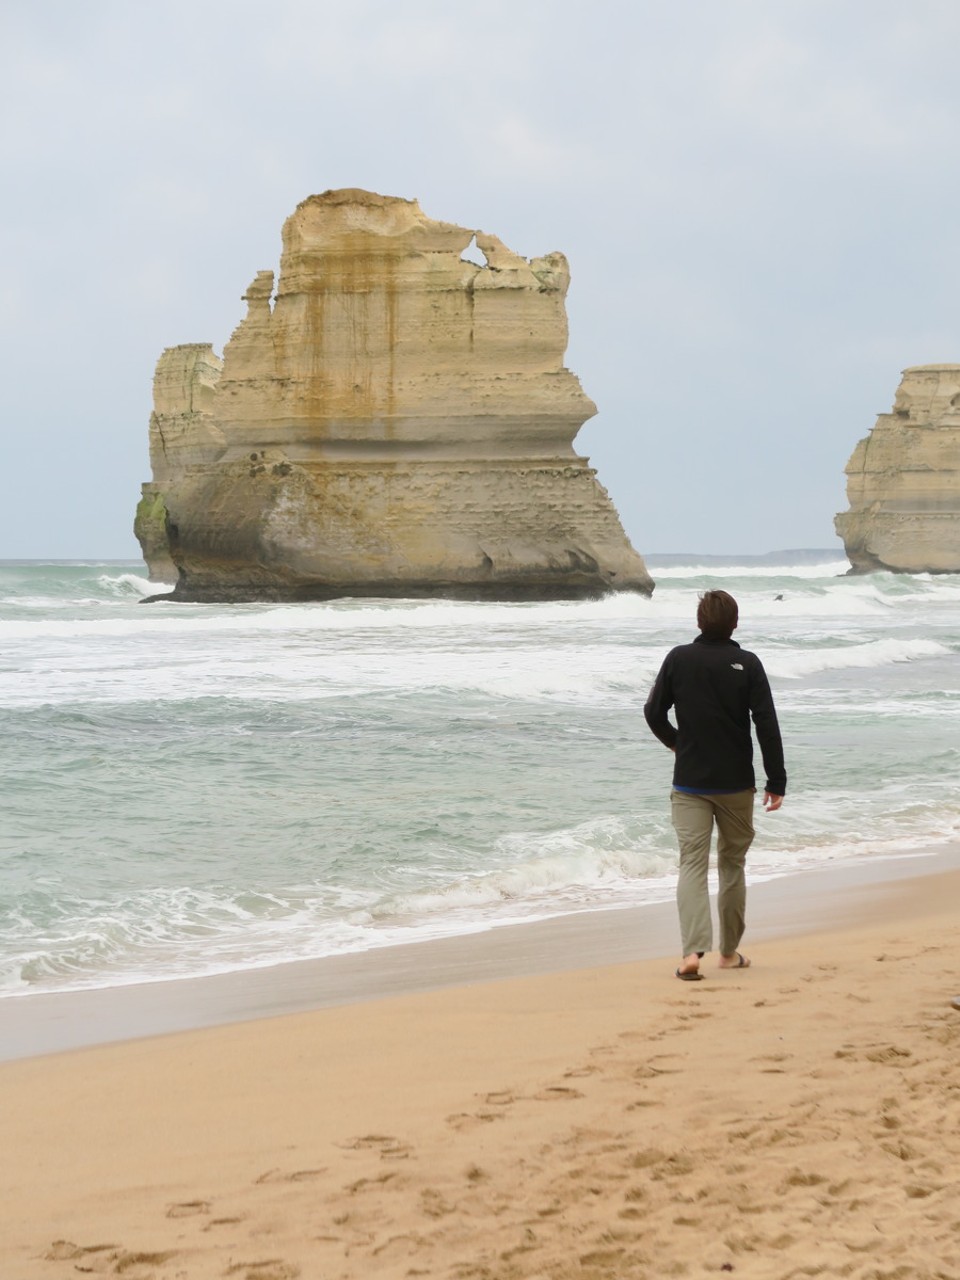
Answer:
xmin=835 ymin=364 xmax=960 ymax=573
xmin=135 ymin=189 xmax=653 ymax=601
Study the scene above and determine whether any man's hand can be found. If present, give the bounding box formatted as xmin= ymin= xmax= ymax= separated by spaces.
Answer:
xmin=763 ymin=792 xmax=783 ymax=811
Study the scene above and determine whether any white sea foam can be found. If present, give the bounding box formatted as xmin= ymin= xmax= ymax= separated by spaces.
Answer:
xmin=96 ymin=572 xmax=159 ymax=597
xmin=765 ymin=638 xmax=952 ymax=679
xmin=361 ymin=817 xmax=678 ymax=923
xmin=0 ymin=577 xmax=921 ymax=642
xmin=652 ymin=559 xmax=851 ymax=579
xmin=0 ymin=619 xmax=950 ymax=710
xmin=0 ymin=640 xmax=659 ymax=709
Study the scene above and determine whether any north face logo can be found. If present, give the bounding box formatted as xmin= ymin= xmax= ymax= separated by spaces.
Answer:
xmin=731 ymin=663 xmax=744 ymax=670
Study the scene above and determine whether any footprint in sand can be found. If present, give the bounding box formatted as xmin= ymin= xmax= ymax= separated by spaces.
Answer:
xmin=877 ymin=1101 xmax=901 ymax=1131
xmin=750 ymin=1052 xmax=791 ymax=1075
xmin=113 ymin=1249 xmax=180 ymax=1271
xmin=45 ymin=1241 xmax=115 ymax=1261
xmin=880 ymin=1138 xmax=922 ymax=1162
xmin=875 ymin=945 xmax=940 ymax=963
xmin=865 ymin=1044 xmax=913 ymax=1065
xmin=224 ymin=1261 xmax=300 ymax=1280
xmin=336 ymin=1133 xmax=412 ymax=1159
xmin=344 ymin=1170 xmax=399 ymax=1195
xmin=371 ymin=1233 xmax=431 ymax=1260
xmin=800 ymin=963 xmax=839 ymax=983
xmin=166 ymin=1199 xmax=211 ymax=1217
xmin=255 ymin=1167 xmax=327 ymax=1184
xmin=579 ymin=1246 xmax=628 ymax=1267
xmin=834 ymin=1043 xmax=913 ymax=1067
xmin=532 ymin=1086 xmax=584 ymax=1101
xmin=778 ymin=1170 xmax=828 ymax=1191
xmin=45 ymin=1241 xmax=114 ymax=1265
xmin=627 ymin=1148 xmax=670 ymax=1170
xmin=632 ymin=1059 xmax=682 ymax=1080
xmin=445 ymin=1110 xmax=504 ymax=1131
xmin=479 ymin=1089 xmax=517 ymax=1106
xmin=44 ymin=1242 xmax=178 ymax=1271
xmin=420 ymin=1187 xmax=457 ymax=1217
xmin=903 ymin=1181 xmax=946 ymax=1199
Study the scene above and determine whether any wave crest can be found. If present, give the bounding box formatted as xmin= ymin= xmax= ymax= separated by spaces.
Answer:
xmin=96 ymin=572 xmax=158 ymax=597
xmin=766 ymin=638 xmax=951 ymax=679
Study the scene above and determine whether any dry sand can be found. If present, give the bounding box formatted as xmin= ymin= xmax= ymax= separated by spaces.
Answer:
xmin=2 ymin=861 xmax=959 ymax=1280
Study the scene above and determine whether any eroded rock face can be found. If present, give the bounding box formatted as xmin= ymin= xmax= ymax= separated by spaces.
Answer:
xmin=135 ymin=189 xmax=653 ymax=600
xmin=835 ymin=365 xmax=960 ymax=573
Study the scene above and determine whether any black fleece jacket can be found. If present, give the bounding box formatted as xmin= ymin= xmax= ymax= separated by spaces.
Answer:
xmin=643 ymin=636 xmax=787 ymax=795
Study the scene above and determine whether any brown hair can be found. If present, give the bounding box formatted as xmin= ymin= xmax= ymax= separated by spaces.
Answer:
xmin=697 ymin=590 xmax=738 ymax=640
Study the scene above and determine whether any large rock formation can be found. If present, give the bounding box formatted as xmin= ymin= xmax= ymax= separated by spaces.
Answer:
xmin=135 ymin=189 xmax=653 ymax=600
xmin=836 ymin=364 xmax=960 ymax=573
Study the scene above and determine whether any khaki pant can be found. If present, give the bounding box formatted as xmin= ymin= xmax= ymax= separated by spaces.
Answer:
xmin=670 ymin=789 xmax=755 ymax=957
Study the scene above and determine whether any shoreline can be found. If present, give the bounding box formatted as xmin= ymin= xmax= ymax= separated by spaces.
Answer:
xmin=3 ymin=842 xmax=957 ymax=1063
xmin=2 ymin=851 xmax=959 ymax=1278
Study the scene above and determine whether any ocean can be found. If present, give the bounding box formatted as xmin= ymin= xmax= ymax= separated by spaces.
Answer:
xmin=1 ymin=554 xmax=958 ymax=1002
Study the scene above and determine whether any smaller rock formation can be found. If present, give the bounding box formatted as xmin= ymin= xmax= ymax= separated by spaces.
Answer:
xmin=135 ymin=344 xmax=224 ymax=582
xmin=835 ymin=364 xmax=960 ymax=573
xmin=135 ymin=189 xmax=653 ymax=601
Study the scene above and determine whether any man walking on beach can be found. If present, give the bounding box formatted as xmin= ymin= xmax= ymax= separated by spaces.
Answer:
xmin=644 ymin=590 xmax=786 ymax=981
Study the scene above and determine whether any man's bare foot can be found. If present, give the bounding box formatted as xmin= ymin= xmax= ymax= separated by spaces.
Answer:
xmin=676 ymin=952 xmax=702 ymax=979
xmin=719 ymin=951 xmax=751 ymax=969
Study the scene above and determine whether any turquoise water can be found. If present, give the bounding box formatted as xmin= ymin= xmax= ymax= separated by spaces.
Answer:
xmin=1 ymin=555 xmax=958 ymax=997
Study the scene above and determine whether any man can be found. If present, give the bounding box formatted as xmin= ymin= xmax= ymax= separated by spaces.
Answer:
xmin=644 ymin=590 xmax=786 ymax=981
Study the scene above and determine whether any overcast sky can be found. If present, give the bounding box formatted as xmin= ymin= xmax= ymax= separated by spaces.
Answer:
xmin=2 ymin=0 xmax=959 ymax=559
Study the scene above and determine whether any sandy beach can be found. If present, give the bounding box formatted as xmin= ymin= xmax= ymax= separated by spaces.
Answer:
xmin=2 ymin=854 xmax=959 ymax=1280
